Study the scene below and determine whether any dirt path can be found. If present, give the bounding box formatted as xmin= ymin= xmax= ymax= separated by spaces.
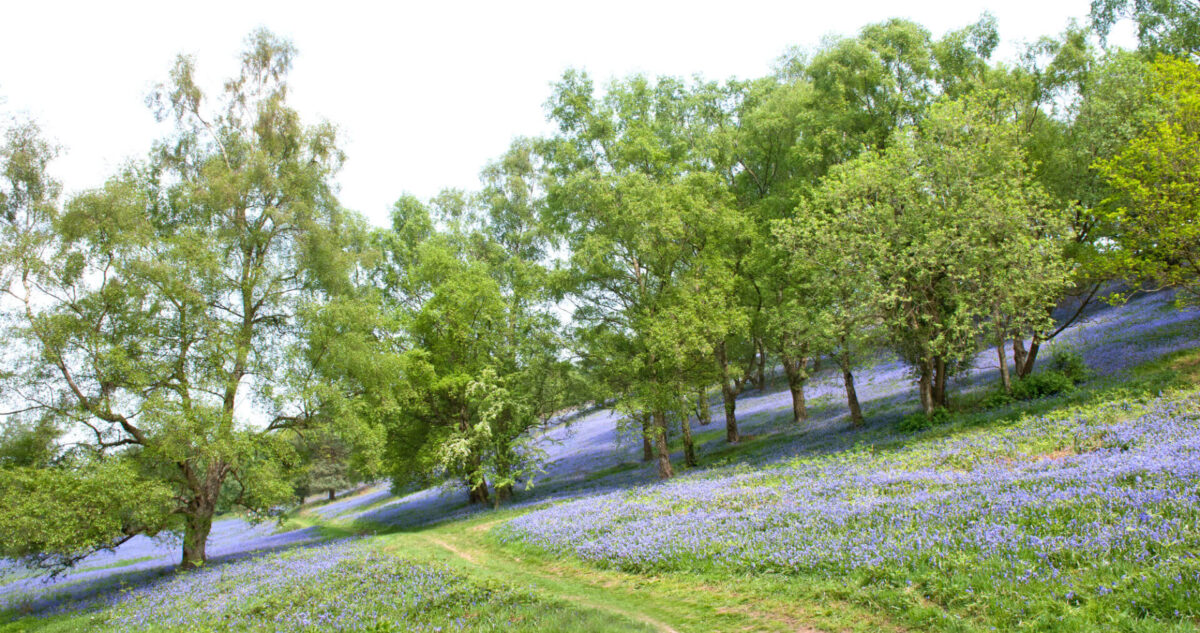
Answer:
xmin=417 ymin=529 xmax=682 ymax=633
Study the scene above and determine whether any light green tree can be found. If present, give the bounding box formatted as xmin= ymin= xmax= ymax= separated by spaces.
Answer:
xmin=778 ymin=95 xmax=1070 ymax=416
xmin=1098 ymin=56 xmax=1200 ymax=306
xmin=0 ymin=31 xmax=369 ymax=569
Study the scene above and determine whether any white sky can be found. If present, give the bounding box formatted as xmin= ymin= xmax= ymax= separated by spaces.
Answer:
xmin=1 ymin=0 xmax=1127 ymax=228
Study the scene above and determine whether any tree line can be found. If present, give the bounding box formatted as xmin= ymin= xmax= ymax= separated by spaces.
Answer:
xmin=1 ymin=0 xmax=1198 ymax=570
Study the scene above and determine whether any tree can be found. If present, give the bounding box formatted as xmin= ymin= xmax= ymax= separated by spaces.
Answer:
xmin=1091 ymin=0 xmax=1200 ymax=57
xmin=0 ymin=31 xmax=364 ymax=570
xmin=1098 ymin=56 xmax=1200 ymax=306
xmin=372 ymin=167 xmax=566 ymax=505
xmin=541 ymin=72 xmax=748 ymax=478
xmin=779 ymin=95 xmax=1070 ymax=416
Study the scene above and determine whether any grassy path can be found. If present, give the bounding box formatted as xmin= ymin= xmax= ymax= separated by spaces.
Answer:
xmin=332 ymin=507 xmax=907 ymax=633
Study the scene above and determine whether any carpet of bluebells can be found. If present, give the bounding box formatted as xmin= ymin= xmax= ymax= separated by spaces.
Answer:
xmin=498 ymin=390 xmax=1200 ymax=625
xmin=12 ymin=539 xmax=559 ymax=632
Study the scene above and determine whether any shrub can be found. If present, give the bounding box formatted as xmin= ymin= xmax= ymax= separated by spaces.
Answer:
xmin=979 ymin=390 xmax=1015 ymax=409
xmin=1049 ymin=349 xmax=1094 ymax=384
xmin=1012 ymin=370 xmax=1075 ymax=400
xmin=898 ymin=407 xmax=953 ymax=432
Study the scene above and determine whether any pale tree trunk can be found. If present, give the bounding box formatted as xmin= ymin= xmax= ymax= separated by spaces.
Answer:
xmin=639 ymin=413 xmax=653 ymax=462
xmin=680 ymin=415 xmax=697 ymax=468
xmin=652 ymin=409 xmax=673 ymax=479
xmin=754 ymin=339 xmax=767 ymax=391
xmin=781 ymin=349 xmax=809 ymax=424
xmin=840 ymin=351 xmax=864 ymax=426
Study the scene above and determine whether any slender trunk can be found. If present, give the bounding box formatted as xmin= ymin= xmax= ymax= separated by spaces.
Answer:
xmin=181 ymin=510 xmax=213 ymax=569
xmin=933 ymin=357 xmax=948 ymax=408
xmin=696 ymin=387 xmax=712 ymax=426
xmin=715 ymin=342 xmax=740 ymax=443
xmin=1018 ymin=340 xmax=1042 ymax=378
xmin=997 ymin=340 xmax=1012 ymax=394
xmin=680 ymin=415 xmax=697 ymax=468
xmin=781 ymin=350 xmax=809 ymax=424
xmin=918 ymin=360 xmax=935 ymax=416
xmin=722 ymin=383 xmax=739 ymax=443
xmin=327 ymin=489 xmax=336 ymax=502
xmin=754 ymin=339 xmax=767 ymax=391
xmin=653 ymin=409 xmax=673 ymax=479
xmin=640 ymin=413 xmax=653 ymax=462
xmin=840 ymin=352 xmax=864 ymax=426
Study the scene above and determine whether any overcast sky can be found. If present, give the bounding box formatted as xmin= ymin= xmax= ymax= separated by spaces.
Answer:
xmin=1 ymin=1 xmax=1126 ymax=227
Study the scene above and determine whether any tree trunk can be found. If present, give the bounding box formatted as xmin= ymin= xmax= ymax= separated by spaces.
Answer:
xmin=653 ymin=409 xmax=673 ymax=479
xmin=918 ymin=362 xmax=935 ymax=417
xmin=754 ymin=339 xmax=767 ymax=391
xmin=327 ymin=489 xmax=336 ymax=502
xmin=181 ymin=510 xmax=214 ymax=569
xmin=696 ymin=387 xmax=712 ymax=426
xmin=468 ymin=477 xmax=490 ymax=505
xmin=493 ymin=482 xmax=513 ymax=509
xmin=1018 ymin=340 xmax=1041 ymax=378
xmin=715 ymin=342 xmax=740 ymax=443
xmin=997 ymin=339 xmax=1012 ymax=394
xmin=721 ymin=382 xmax=740 ymax=443
xmin=840 ymin=353 xmax=864 ymax=426
xmin=680 ymin=415 xmax=697 ymax=468
xmin=640 ymin=413 xmax=654 ymax=462
xmin=933 ymin=357 xmax=948 ymax=408
xmin=781 ymin=349 xmax=809 ymax=424
xmin=1012 ymin=338 xmax=1027 ymax=376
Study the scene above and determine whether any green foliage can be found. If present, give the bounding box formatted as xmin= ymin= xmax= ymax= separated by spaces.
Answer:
xmin=0 ymin=30 xmax=370 ymax=570
xmin=0 ymin=417 xmax=61 ymax=469
xmin=1012 ymin=370 xmax=1077 ymax=400
xmin=897 ymin=407 xmax=953 ymax=432
xmin=0 ymin=459 xmax=173 ymax=571
xmin=1091 ymin=0 xmax=1200 ymax=57
xmin=1099 ymin=56 xmax=1200 ymax=306
xmin=540 ymin=71 xmax=751 ymax=476
xmin=777 ymin=92 xmax=1071 ymax=415
xmin=1049 ymin=348 xmax=1095 ymax=383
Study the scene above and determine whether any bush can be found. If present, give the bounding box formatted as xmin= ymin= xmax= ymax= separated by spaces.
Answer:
xmin=978 ymin=390 xmax=1015 ymax=409
xmin=1049 ymin=349 xmax=1093 ymax=384
xmin=898 ymin=407 xmax=953 ymax=432
xmin=1011 ymin=370 xmax=1075 ymax=400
